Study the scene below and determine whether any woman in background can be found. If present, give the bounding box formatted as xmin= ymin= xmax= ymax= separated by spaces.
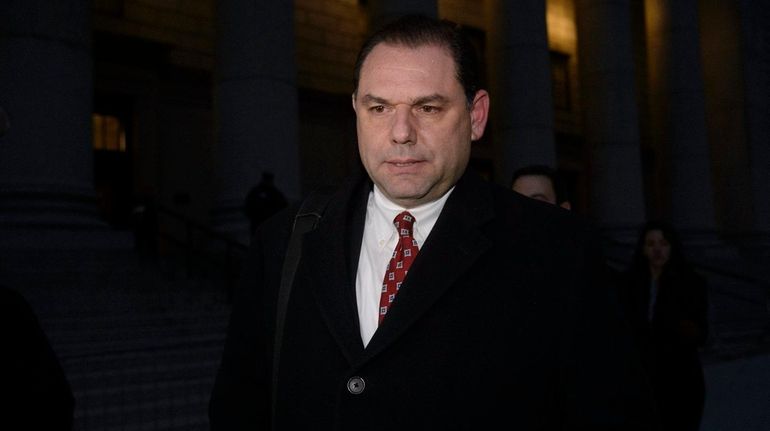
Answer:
xmin=620 ymin=221 xmax=708 ymax=431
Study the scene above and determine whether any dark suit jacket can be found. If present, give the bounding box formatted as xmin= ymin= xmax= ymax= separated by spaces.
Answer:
xmin=210 ymin=171 xmax=658 ymax=430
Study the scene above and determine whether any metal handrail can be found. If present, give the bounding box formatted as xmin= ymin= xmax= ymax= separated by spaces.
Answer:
xmin=141 ymin=202 xmax=249 ymax=301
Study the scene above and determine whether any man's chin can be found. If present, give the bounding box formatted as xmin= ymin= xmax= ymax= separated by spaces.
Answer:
xmin=379 ymin=184 xmax=432 ymax=207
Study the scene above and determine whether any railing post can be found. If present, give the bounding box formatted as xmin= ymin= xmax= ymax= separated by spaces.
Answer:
xmin=764 ymin=288 xmax=770 ymax=342
xmin=225 ymin=243 xmax=234 ymax=303
xmin=185 ymin=222 xmax=193 ymax=279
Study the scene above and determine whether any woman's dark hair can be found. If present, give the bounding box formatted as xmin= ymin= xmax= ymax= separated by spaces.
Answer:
xmin=352 ymin=14 xmax=481 ymax=105
xmin=629 ymin=220 xmax=688 ymax=275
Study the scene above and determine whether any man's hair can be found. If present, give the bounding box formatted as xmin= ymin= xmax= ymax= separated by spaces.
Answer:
xmin=511 ymin=165 xmax=568 ymax=205
xmin=352 ymin=15 xmax=481 ymax=105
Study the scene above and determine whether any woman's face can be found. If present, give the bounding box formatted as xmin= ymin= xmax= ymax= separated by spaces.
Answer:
xmin=643 ymin=229 xmax=671 ymax=270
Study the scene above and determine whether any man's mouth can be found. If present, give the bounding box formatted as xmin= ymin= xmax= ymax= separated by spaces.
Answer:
xmin=388 ymin=159 xmax=421 ymax=167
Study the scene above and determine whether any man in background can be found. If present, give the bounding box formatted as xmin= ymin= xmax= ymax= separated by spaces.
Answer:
xmin=511 ymin=164 xmax=571 ymax=209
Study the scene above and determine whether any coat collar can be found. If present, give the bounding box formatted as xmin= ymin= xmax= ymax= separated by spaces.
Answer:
xmin=362 ymin=171 xmax=495 ymax=361
xmin=303 ymin=170 xmax=496 ymax=366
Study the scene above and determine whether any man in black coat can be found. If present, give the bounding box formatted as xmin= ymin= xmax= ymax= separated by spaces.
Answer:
xmin=210 ymin=15 xmax=657 ymax=430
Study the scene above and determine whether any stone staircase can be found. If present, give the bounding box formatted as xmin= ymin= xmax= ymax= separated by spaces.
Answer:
xmin=1 ymin=248 xmax=235 ymax=431
xmin=4 ymin=235 xmax=766 ymax=430
xmin=54 ymin=308 xmax=229 ymax=431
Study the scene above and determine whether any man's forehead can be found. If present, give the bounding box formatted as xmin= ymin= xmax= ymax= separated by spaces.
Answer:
xmin=371 ymin=40 xmax=451 ymax=56
xmin=516 ymin=174 xmax=554 ymax=187
xmin=361 ymin=42 xmax=455 ymax=74
xmin=357 ymin=43 xmax=460 ymax=98
xmin=513 ymin=175 xmax=557 ymax=199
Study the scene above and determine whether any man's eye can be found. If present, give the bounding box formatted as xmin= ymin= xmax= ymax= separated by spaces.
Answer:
xmin=418 ymin=105 xmax=440 ymax=114
xmin=370 ymin=105 xmax=386 ymax=113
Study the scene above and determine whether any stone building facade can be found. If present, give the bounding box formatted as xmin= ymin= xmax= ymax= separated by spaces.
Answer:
xmin=1 ymin=0 xmax=768 ymax=250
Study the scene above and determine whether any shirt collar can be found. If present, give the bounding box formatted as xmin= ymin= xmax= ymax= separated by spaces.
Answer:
xmin=370 ymin=185 xmax=453 ymax=245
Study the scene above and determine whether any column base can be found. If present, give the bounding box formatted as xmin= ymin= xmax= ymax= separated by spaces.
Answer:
xmin=679 ymin=229 xmax=739 ymax=262
xmin=0 ymin=184 xmax=134 ymax=250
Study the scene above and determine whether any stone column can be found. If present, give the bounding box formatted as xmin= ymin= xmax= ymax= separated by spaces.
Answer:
xmin=0 ymin=0 xmax=115 ymax=249
xmin=646 ymin=0 xmax=716 ymax=237
xmin=741 ymin=1 xmax=770 ymax=243
xmin=213 ymin=0 xmax=300 ymax=242
xmin=576 ymin=0 xmax=646 ymax=238
xmin=487 ymin=0 xmax=556 ymax=181
xmin=699 ymin=0 xmax=753 ymax=237
xmin=367 ymin=0 xmax=438 ymax=29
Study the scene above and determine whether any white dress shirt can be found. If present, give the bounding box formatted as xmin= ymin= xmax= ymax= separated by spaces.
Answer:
xmin=355 ymin=185 xmax=452 ymax=347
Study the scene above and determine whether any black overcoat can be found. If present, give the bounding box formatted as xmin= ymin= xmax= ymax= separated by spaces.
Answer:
xmin=210 ymin=171 xmax=658 ymax=430
xmin=619 ymin=264 xmax=708 ymax=431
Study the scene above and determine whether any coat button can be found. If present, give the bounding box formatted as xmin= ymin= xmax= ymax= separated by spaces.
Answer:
xmin=347 ymin=376 xmax=365 ymax=395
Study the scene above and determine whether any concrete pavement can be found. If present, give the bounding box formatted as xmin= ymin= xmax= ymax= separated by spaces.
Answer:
xmin=701 ymin=352 xmax=770 ymax=431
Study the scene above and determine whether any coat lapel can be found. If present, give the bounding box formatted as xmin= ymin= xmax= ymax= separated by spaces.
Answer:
xmin=302 ymin=175 xmax=369 ymax=364
xmin=361 ymin=173 xmax=495 ymax=362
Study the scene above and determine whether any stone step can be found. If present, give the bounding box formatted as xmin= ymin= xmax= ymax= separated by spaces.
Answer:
xmin=45 ymin=309 xmax=230 ymax=339
xmin=44 ymin=309 xmax=230 ymax=357
xmin=56 ymin=331 xmax=226 ymax=357
xmin=64 ymin=336 xmax=224 ymax=431
xmin=62 ymin=342 xmax=223 ymax=372
xmin=74 ymin=381 xmax=212 ymax=431
xmin=69 ymin=364 xmax=219 ymax=405
xmin=46 ymin=315 xmax=229 ymax=340
xmin=25 ymin=281 xmax=231 ymax=319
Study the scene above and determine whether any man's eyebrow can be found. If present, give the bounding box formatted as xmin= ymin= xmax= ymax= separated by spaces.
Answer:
xmin=412 ymin=94 xmax=449 ymax=105
xmin=359 ymin=94 xmax=388 ymax=105
xmin=358 ymin=94 xmax=449 ymax=106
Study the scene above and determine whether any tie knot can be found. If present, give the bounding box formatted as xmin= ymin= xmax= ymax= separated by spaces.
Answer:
xmin=393 ymin=211 xmax=415 ymax=238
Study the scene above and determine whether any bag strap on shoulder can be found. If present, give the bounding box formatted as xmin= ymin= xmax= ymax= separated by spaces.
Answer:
xmin=271 ymin=186 xmax=333 ymax=428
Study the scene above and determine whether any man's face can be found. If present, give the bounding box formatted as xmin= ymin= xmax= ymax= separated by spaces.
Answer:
xmin=512 ymin=175 xmax=557 ymax=205
xmin=643 ymin=229 xmax=671 ymax=271
xmin=353 ymin=43 xmax=489 ymax=208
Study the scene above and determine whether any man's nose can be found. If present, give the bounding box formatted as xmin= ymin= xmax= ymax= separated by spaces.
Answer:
xmin=390 ymin=105 xmax=416 ymax=145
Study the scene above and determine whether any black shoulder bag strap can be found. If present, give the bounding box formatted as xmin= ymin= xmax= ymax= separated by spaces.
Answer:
xmin=271 ymin=188 xmax=333 ymax=429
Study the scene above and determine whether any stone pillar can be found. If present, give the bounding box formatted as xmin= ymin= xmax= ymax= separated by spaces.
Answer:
xmin=214 ymin=0 xmax=300 ymax=242
xmin=0 ymin=0 xmax=117 ymax=249
xmin=741 ymin=1 xmax=770 ymax=244
xmin=576 ymin=0 xmax=646 ymax=239
xmin=367 ymin=0 xmax=438 ymax=29
xmin=646 ymin=0 xmax=716 ymax=238
xmin=699 ymin=0 xmax=753 ymax=237
xmin=487 ymin=0 xmax=556 ymax=182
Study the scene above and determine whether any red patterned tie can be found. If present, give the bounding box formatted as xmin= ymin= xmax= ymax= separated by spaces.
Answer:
xmin=379 ymin=211 xmax=419 ymax=324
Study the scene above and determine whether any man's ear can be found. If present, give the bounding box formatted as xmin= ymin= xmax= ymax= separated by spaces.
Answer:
xmin=470 ymin=90 xmax=490 ymax=141
xmin=351 ymin=93 xmax=357 ymax=112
